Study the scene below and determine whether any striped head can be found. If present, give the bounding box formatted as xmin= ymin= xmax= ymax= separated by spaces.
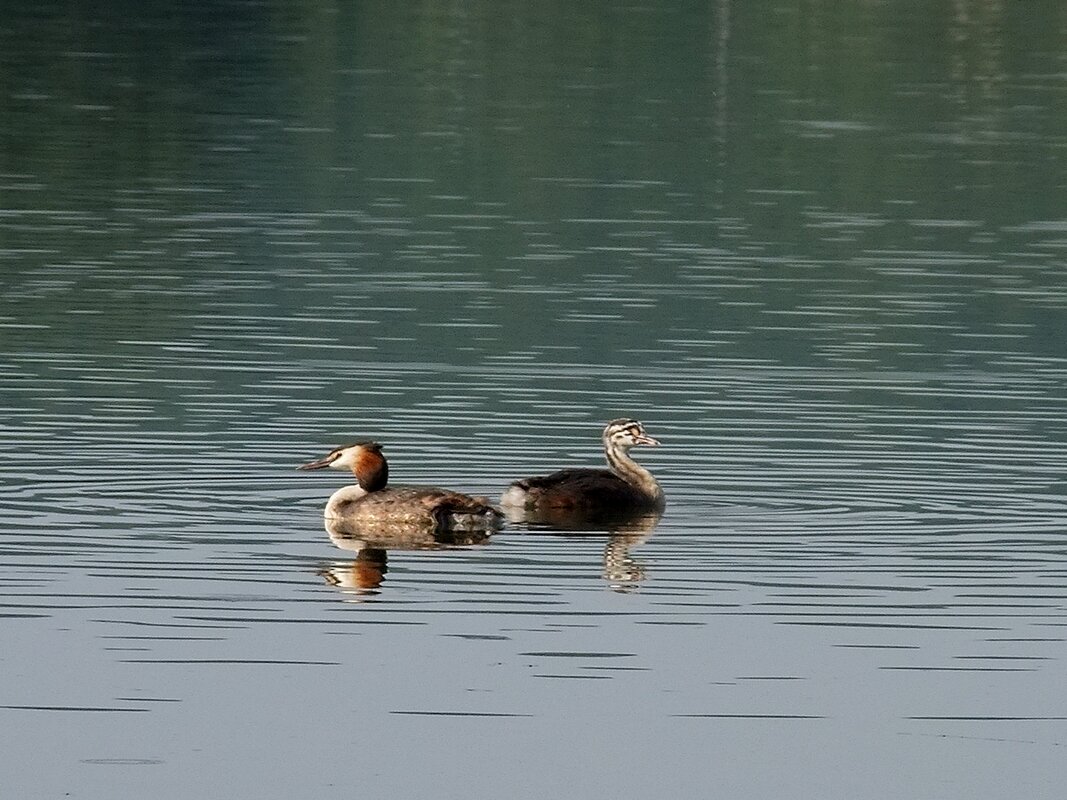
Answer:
xmin=602 ymin=418 xmax=660 ymax=450
xmin=298 ymin=441 xmax=389 ymax=492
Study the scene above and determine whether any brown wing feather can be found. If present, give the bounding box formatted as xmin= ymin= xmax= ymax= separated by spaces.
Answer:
xmin=341 ymin=486 xmax=501 ymax=529
xmin=512 ymin=468 xmax=651 ymax=510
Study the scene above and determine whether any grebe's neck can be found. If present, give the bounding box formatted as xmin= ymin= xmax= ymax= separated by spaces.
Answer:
xmin=353 ymin=448 xmax=388 ymax=492
xmin=325 ymin=484 xmax=369 ymax=520
xmin=604 ymin=440 xmax=663 ymax=505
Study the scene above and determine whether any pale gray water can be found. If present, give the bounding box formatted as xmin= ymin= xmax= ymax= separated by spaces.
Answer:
xmin=3 ymin=2 xmax=1067 ymax=798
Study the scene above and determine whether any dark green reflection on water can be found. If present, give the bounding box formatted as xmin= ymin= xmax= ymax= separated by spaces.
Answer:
xmin=3 ymin=1 xmax=1065 ymax=213
xmin=2 ymin=0 xmax=1065 ymax=442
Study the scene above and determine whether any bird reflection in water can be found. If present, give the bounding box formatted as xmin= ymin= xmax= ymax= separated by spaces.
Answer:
xmin=317 ymin=516 xmax=492 ymax=600
xmin=319 ymin=547 xmax=388 ymax=594
xmin=504 ymin=506 xmax=662 ymax=592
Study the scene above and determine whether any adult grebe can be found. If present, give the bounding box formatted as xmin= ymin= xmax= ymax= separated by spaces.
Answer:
xmin=500 ymin=418 xmax=664 ymax=513
xmin=299 ymin=441 xmax=503 ymax=531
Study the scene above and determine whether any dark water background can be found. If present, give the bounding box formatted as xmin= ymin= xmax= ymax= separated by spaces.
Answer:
xmin=2 ymin=2 xmax=1067 ymax=797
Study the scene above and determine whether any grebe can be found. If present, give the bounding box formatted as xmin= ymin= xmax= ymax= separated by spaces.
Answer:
xmin=501 ymin=418 xmax=664 ymax=513
xmin=299 ymin=441 xmax=503 ymax=531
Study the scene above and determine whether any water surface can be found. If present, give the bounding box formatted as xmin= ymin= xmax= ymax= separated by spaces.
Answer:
xmin=2 ymin=2 xmax=1067 ymax=798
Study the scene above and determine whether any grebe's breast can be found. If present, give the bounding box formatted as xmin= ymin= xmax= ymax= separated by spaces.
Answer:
xmin=501 ymin=468 xmax=661 ymax=512
xmin=326 ymin=484 xmax=502 ymax=531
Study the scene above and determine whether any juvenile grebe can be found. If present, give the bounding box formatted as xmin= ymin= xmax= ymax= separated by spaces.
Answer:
xmin=500 ymin=418 xmax=664 ymax=513
xmin=299 ymin=441 xmax=503 ymax=531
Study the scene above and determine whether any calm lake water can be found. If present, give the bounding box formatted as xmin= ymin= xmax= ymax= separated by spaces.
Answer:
xmin=3 ymin=2 xmax=1067 ymax=798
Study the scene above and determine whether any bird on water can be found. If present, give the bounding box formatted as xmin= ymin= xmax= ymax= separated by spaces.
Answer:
xmin=299 ymin=441 xmax=503 ymax=531
xmin=500 ymin=418 xmax=664 ymax=514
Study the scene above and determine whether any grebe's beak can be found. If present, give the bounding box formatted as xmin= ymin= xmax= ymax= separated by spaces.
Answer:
xmin=298 ymin=453 xmax=338 ymax=470
xmin=635 ymin=433 xmax=660 ymax=447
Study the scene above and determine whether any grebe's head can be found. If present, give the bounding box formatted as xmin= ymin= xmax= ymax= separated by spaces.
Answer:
xmin=602 ymin=418 xmax=660 ymax=449
xmin=298 ymin=441 xmax=389 ymax=491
